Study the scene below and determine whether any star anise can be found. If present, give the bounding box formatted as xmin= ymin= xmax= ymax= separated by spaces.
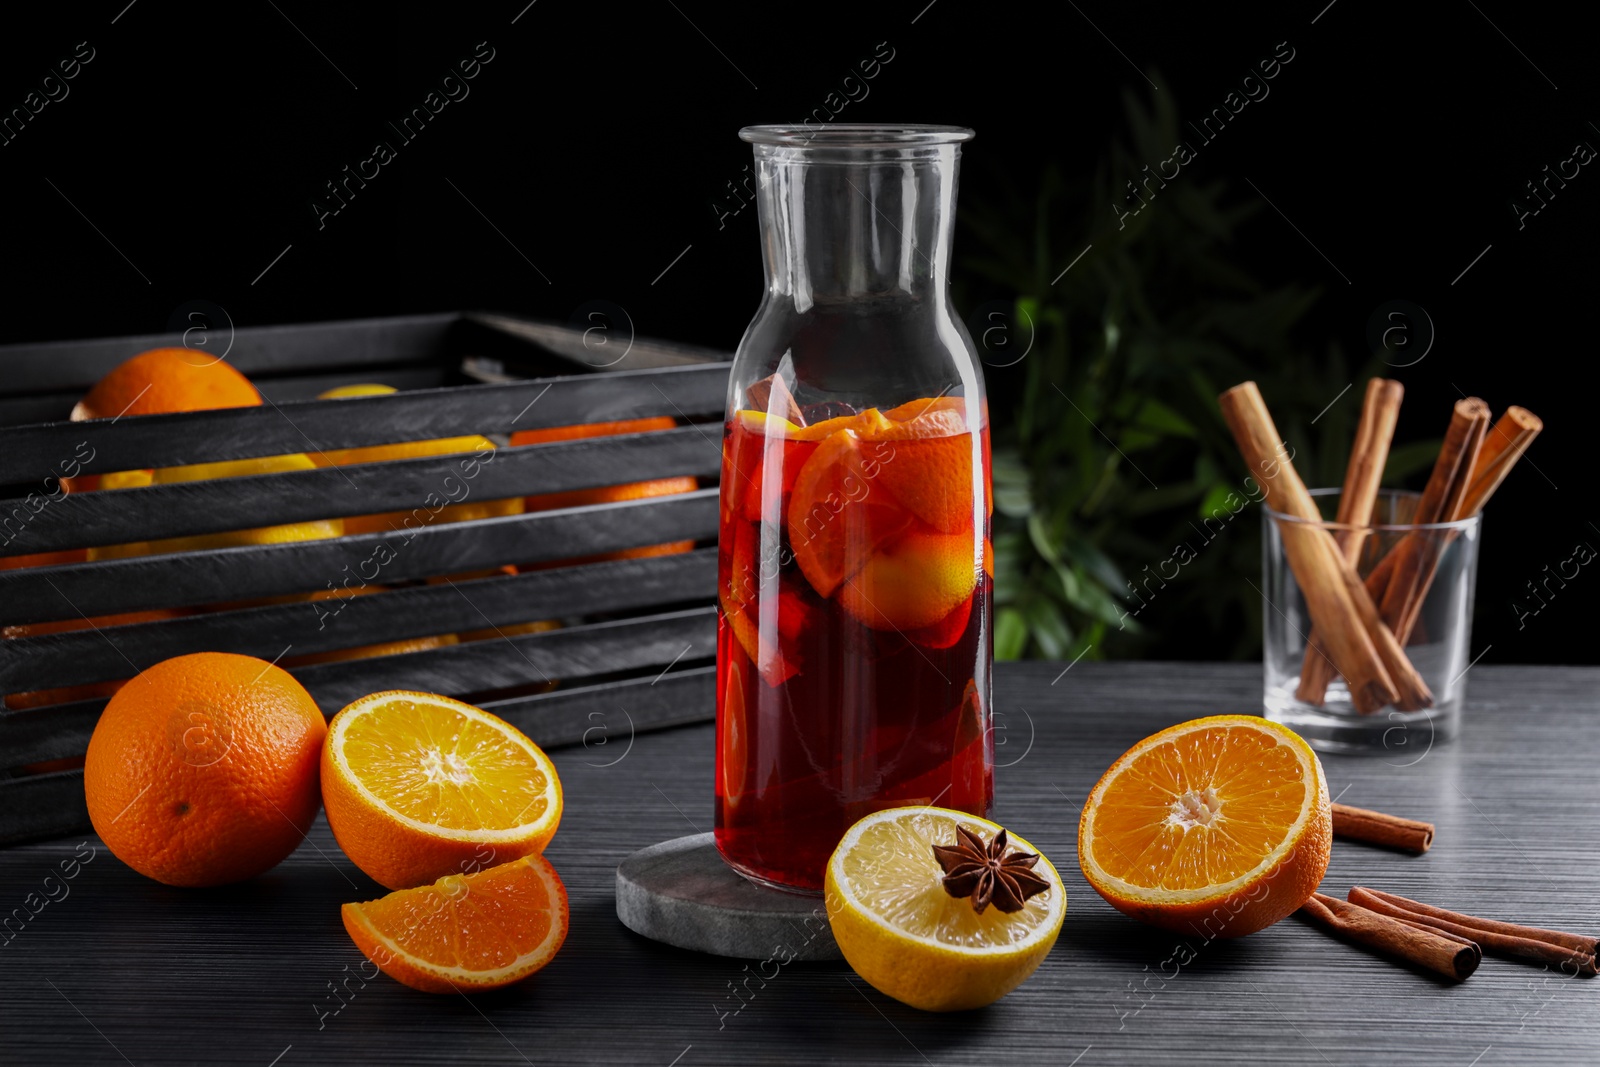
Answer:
xmin=931 ymin=825 xmax=1052 ymax=914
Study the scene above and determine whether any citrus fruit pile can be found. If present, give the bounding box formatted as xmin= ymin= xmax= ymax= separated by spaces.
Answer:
xmin=312 ymin=383 xmax=523 ymax=535
xmin=513 ymin=416 xmax=699 ymax=563
xmin=826 ymin=806 xmax=1065 ymax=1011
xmin=1 ymin=349 xmax=712 ymax=713
xmin=1077 ymin=715 xmax=1332 ymax=937
xmin=81 ymin=652 xmax=569 ymax=993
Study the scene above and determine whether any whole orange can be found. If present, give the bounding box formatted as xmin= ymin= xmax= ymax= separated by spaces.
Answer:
xmin=511 ymin=417 xmax=698 ymax=560
xmin=71 ymin=348 xmax=262 ymax=422
xmin=83 ymin=652 xmax=327 ymax=887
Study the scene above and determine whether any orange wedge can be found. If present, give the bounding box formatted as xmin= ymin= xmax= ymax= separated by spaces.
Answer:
xmin=1078 ymin=715 xmax=1331 ymax=938
xmin=343 ymin=853 xmax=568 ymax=993
xmin=322 ymin=691 xmax=563 ymax=889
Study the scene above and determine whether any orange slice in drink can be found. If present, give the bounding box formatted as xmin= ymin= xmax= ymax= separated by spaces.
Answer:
xmin=1078 ymin=715 xmax=1331 ymax=938
xmin=882 ymin=396 xmax=969 ymax=422
xmin=784 ymin=398 xmax=982 ymax=625
xmin=343 ymin=853 xmax=568 ymax=993
xmin=322 ymin=691 xmax=563 ymax=889
xmin=721 ymin=520 xmax=810 ymax=686
xmin=874 ymin=408 xmax=976 ymax=534
xmin=837 ymin=530 xmax=978 ymax=631
xmin=785 ymin=417 xmax=911 ymax=598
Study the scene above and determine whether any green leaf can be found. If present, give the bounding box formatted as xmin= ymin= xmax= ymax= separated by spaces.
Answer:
xmin=1021 ymin=597 xmax=1074 ymax=659
xmin=1133 ymin=397 xmax=1198 ymax=437
xmin=995 ymin=607 xmax=1030 ymax=661
xmin=1383 ymin=439 xmax=1444 ymax=486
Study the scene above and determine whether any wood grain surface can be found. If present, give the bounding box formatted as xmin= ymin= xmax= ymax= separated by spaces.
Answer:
xmin=1 ymin=662 xmax=1594 ymax=1066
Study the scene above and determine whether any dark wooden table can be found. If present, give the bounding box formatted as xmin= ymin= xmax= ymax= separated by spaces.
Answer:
xmin=3 ymin=663 xmax=1595 ymax=1065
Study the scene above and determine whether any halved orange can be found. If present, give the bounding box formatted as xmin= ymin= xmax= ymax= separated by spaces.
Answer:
xmin=322 ymin=691 xmax=563 ymax=889
xmin=343 ymin=853 xmax=568 ymax=993
xmin=1078 ymin=715 xmax=1331 ymax=938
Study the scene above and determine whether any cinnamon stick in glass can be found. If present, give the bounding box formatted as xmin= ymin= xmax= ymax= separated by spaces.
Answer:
xmin=1295 ymin=380 xmax=1404 ymax=704
xmin=1330 ymin=802 xmax=1434 ymax=853
xmin=1299 ymin=398 xmax=1489 ymax=708
xmin=1299 ymin=892 xmax=1480 ymax=981
xmin=1219 ymin=383 xmax=1400 ymax=711
xmin=1223 ymin=383 xmax=1430 ymax=712
xmin=1382 ymin=399 xmax=1490 ymax=683
xmin=1348 ymin=887 xmax=1597 ymax=975
xmin=1456 ymin=406 xmax=1543 ymax=520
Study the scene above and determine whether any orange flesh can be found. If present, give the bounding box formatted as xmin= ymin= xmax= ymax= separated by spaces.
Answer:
xmin=779 ymin=399 xmax=982 ymax=632
xmin=339 ymin=697 xmax=552 ymax=832
xmin=1089 ymin=727 xmax=1309 ymax=891
xmin=350 ymin=856 xmax=560 ymax=973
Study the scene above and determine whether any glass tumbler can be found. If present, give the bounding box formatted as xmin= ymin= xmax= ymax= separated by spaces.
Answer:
xmin=715 ymin=125 xmax=992 ymax=892
xmin=1262 ymin=489 xmax=1481 ymax=753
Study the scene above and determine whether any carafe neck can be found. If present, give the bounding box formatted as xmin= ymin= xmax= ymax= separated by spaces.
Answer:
xmin=747 ymin=129 xmax=969 ymax=314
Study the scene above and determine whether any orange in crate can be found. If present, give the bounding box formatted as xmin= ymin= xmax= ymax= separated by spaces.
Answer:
xmin=67 ymin=347 xmax=264 ymax=491
xmin=512 ymin=417 xmax=698 ymax=562
xmin=3 ymin=608 xmax=185 ymax=710
xmin=311 ymin=384 xmax=523 ymax=535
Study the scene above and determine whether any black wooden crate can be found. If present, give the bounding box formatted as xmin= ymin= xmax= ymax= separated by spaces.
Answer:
xmin=0 ymin=311 xmax=731 ymax=844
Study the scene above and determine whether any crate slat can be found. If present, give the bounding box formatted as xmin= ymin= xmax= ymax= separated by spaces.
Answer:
xmin=479 ymin=665 xmax=716 ymax=749
xmin=0 ymin=312 xmax=461 ymax=394
xmin=0 ymin=698 xmax=102 ymax=766
xmin=0 ymin=550 xmax=716 ymax=691
xmin=0 ymin=362 xmax=729 ymax=482
xmin=0 ymin=771 xmax=90 ymax=846
xmin=290 ymin=606 xmax=716 ymax=712
xmin=0 ymin=605 xmax=718 ymax=765
xmin=1 ymin=428 xmax=721 ymax=555
xmin=0 ymin=490 xmax=718 ymax=626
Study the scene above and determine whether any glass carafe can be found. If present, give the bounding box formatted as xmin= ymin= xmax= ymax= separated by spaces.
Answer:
xmin=715 ymin=124 xmax=992 ymax=892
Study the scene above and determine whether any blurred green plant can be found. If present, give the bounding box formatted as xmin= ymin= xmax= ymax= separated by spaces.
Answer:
xmin=957 ymin=83 xmax=1429 ymax=661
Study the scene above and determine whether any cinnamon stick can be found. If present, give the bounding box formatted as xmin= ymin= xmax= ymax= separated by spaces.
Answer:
xmin=1298 ymin=892 xmax=1480 ymax=981
xmin=1391 ymin=405 xmax=1540 ymax=654
xmin=1219 ymin=383 xmax=1400 ymax=711
xmin=1457 ymin=406 xmax=1543 ymax=520
xmin=1296 ymin=380 xmax=1405 ymax=704
xmin=745 ymin=373 xmax=806 ymax=426
xmin=1299 ymin=398 xmax=1489 ymax=709
xmin=1380 ymin=398 xmax=1489 ymax=677
xmin=1330 ymin=802 xmax=1434 ymax=853
xmin=1349 ymin=887 xmax=1598 ymax=976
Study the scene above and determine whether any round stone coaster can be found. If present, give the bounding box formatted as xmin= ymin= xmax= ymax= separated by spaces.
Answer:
xmin=615 ymin=833 xmax=842 ymax=961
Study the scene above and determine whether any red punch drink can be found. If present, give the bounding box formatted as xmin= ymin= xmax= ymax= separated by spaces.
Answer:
xmin=719 ymin=122 xmax=991 ymax=892
xmin=715 ymin=397 xmax=992 ymax=891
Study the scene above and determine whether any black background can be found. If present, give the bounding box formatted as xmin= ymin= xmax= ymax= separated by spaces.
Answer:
xmin=1 ymin=0 xmax=1593 ymax=663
